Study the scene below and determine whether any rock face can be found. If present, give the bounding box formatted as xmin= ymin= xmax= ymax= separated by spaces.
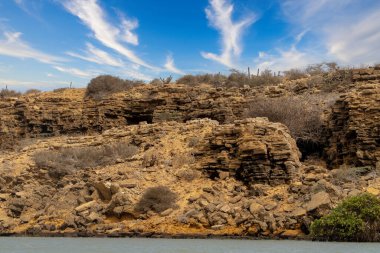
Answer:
xmin=352 ymin=66 xmax=380 ymax=83
xmin=199 ymin=118 xmax=300 ymax=185
xmin=1 ymin=78 xmax=380 ymax=238
xmin=325 ymin=83 xmax=380 ymax=167
xmin=0 ymin=85 xmax=249 ymax=148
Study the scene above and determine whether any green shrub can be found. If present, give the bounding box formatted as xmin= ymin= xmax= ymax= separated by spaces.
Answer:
xmin=135 ymin=186 xmax=177 ymax=213
xmin=311 ymin=193 xmax=380 ymax=241
xmin=34 ymin=142 xmax=138 ymax=179
xmin=85 ymin=75 xmax=144 ymax=99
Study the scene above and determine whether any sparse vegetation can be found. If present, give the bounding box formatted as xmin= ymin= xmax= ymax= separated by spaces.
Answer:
xmin=332 ymin=165 xmax=374 ymax=185
xmin=135 ymin=186 xmax=177 ymax=213
xmin=85 ymin=75 xmax=144 ymax=99
xmin=176 ymin=69 xmax=281 ymax=87
xmin=0 ymin=89 xmax=21 ymax=98
xmin=33 ymin=142 xmax=138 ymax=179
xmin=53 ymin=87 xmax=70 ymax=93
xmin=24 ymin=89 xmax=41 ymax=95
xmin=283 ymin=69 xmax=308 ymax=80
xmin=311 ymin=193 xmax=380 ymax=241
xmin=160 ymin=76 xmax=173 ymax=84
xmin=244 ymin=94 xmax=332 ymax=158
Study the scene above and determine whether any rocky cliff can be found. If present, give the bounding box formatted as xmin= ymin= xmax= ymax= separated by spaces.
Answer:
xmin=1 ymin=118 xmax=379 ymax=238
xmin=1 ymin=73 xmax=380 ymax=239
xmin=325 ymin=82 xmax=380 ymax=167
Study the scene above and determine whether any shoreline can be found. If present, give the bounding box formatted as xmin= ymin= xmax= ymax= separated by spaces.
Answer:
xmin=0 ymin=231 xmax=309 ymax=240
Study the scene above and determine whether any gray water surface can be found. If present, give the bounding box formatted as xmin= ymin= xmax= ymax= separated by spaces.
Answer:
xmin=0 ymin=237 xmax=380 ymax=253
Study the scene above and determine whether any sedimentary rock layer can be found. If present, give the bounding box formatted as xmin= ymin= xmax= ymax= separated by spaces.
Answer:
xmin=325 ymin=82 xmax=380 ymax=167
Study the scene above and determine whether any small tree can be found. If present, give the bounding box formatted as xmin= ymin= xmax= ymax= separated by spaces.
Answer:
xmin=311 ymin=193 xmax=380 ymax=241
xmin=160 ymin=76 xmax=173 ymax=84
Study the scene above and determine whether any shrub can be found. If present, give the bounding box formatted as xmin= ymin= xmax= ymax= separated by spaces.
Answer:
xmin=24 ymin=89 xmax=41 ymax=95
xmin=176 ymin=69 xmax=281 ymax=87
xmin=53 ymin=87 xmax=70 ymax=93
xmin=85 ymin=75 xmax=144 ymax=99
xmin=311 ymin=193 xmax=380 ymax=241
xmin=160 ymin=76 xmax=173 ymax=84
xmin=34 ymin=142 xmax=138 ymax=179
xmin=135 ymin=186 xmax=177 ymax=213
xmin=283 ymin=69 xmax=308 ymax=80
xmin=177 ymin=73 xmax=227 ymax=87
xmin=0 ymin=89 xmax=21 ymax=98
xmin=149 ymin=78 xmax=163 ymax=86
xmin=244 ymin=95 xmax=330 ymax=158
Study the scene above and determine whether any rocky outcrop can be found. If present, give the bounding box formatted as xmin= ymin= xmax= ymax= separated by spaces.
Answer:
xmin=198 ymin=118 xmax=300 ymax=185
xmin=325 ymin=83 xmax=380 ymax=167
xmin=1 ymin=118 xmax=377 ymax=238
xmin=352 ymin=66 xmax=380 ymax=82
xmin=0 ymin=85 xmax=249 ymax=148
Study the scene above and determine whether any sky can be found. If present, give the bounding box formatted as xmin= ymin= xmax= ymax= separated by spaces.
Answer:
xmin=1 ymin=0 xmax=380 ymax=91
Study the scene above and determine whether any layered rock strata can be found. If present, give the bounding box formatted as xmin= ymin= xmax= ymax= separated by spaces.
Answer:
xmin=325 ymin=82 xmax=380 ymax=167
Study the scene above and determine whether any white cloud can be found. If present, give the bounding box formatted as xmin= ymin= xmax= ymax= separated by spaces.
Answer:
xmin=201 ymin=0 xmax=256 ymax=67
xmin=0 ymin=78 xmax=70 ymax=91
xmin=253 ymin=30 xmax=321 ymax=71
xmin=281 ymin=0 xmax=380 ymax=65
xmin=54 ymin=66 xmax=94 ymax=78
xmin=254 ymin=46 xmax=319 ymax=72
xmin=325 ymin=9 xmax=380 ymax=64
xmin=164 ymin=54 xmax=185 ymax=75
xmin=13 ymin=0 xmax=44 ymax=21
xmin=0 ymin=31 xmax=63 ymax=64
xmin=67 ymin=43 xmax=124 ymax=67
xmin=117 ymin=69 xmax=152 ymax=81
xmin=62 ymin=0 xmax=153 ymax=69
xmin=119 ymin=15 xmax=139 ymax=46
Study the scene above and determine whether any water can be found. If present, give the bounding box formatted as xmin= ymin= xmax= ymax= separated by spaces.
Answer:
xmin=0 ymin=237 xmax=380 ymax=253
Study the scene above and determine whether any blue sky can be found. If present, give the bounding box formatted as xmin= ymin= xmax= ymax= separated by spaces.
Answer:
xmin=1 ymin=0 xmax=380 ymax=91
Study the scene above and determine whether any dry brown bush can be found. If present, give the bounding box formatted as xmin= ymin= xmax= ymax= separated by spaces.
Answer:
xmin=0 ymin=89 xmax=21 ymax=98
xmin=53 ymin=87 xmax=70 ymax=93
xmin=177 ymin=69 xmax=282 ymax=87
xmin=34 ymin=142 xmax=138 ymax=179
xmin=134 ymin=186 xmax=177 ymax=213
xmin=283 ymin=69 xmax=308 ymax=80
xmin=245 ymin=94 xmax=334 ymax=157
xmin=24 ymin=89 xmax=41 ymax=95
xmin=85 ymin=75 xmax=144 ymax=99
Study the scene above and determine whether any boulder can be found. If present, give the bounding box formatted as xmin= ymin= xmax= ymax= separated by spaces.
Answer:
xmin=305 ymin=191 xmax=331 ymax=212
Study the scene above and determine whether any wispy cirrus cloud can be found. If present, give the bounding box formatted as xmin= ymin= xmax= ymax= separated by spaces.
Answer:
xmin=0 ymin=78 xmax=69 ymax=91
xmin=253 ymin=30 xmax=320 ymax=71
xmin=201 ymin=0 xmax=256 ymax=68
xmin=62 ymin=0 xmax=153 ymax=69
xmin=0 ymin=31 xmax=63 ymax=64
xmin=13 ymin=0 xmax=44 ymax=21
xmin=254 ymin=46 xmax=318 ymax=72
xmin=164 ymin=54 xmax=185 ymax=75
xmin=118 ymin=12 xmax=139 ymax=46
xmin=67 ymin=43 xmax=124 ymax=67
xmin=54 ymin=66 xmax=94 ymax=78
xmin=281 ymin=0 xmax=380 ymax=65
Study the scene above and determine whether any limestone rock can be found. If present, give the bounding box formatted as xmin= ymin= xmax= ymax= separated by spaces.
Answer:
xmin=305 ymin=191 xmax=331 ymax=212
